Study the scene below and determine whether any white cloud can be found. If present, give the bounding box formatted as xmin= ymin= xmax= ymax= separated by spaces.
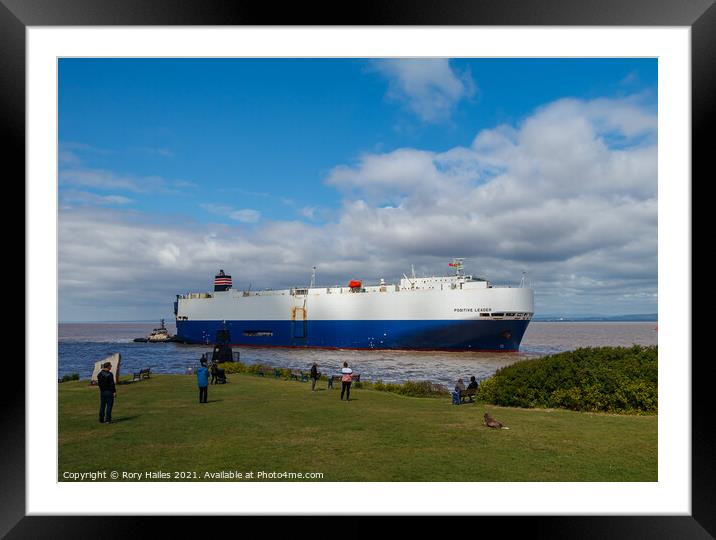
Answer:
xmin=60 ymin=167 xmax=194 ymax=194
xmin=60 ymin=190 xmax=134 ymax=206
xmin=229 ymin=209 xmax=261 ymax=223
xmin=138 ymin=147 xmax=174 ymax=157
xmin=59 ymin=95 xmax=657 ymax=320
xmin=59 ymin=149 xmax=81 ymax=165
xmin=200 ymin=203 xmax=261 ymax=223
xmin=300 ymin=206 xmax=318 ymax=220
xmin=372 ymin=59 xmax=475 ymax=123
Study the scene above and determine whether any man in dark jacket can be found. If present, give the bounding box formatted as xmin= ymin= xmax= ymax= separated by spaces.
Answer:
xmin=310 ymin=363 xmax=320 ymax=391
xmin=97 ymin=361 xmax=117 ymax=423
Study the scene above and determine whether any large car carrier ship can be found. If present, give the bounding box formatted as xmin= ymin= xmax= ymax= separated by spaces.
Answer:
xmin=174 ymin=259 xmax=534 ymax=351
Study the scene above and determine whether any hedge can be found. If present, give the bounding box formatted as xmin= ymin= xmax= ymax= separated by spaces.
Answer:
xmin=476 ymin=345 xmax=657 ymax=414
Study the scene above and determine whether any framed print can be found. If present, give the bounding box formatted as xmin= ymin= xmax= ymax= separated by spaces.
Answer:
xmin=6 ymin=0 xmax=712 ymax=536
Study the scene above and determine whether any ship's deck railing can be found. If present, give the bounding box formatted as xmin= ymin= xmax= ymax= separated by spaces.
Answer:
xmin=177 ymin=281 xmax=530 ymax=299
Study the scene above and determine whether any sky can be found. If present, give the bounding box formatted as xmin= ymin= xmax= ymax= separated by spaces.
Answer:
xmin=58 ymin=58 xmax=658 ymax=321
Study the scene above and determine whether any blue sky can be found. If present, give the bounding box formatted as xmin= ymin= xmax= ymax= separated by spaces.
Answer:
xmin=58 ymin=58 xmax=657 ymax=321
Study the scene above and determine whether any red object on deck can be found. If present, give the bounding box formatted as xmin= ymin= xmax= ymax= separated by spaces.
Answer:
xmin=348 ymin=280 xmax=362 ymax=289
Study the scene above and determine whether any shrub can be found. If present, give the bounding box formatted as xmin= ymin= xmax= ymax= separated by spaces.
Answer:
xmin=60 ymin=373 xmax=80 ymax=383
xmin=475 ymin=345 xmax=657 ymax=414
xmin=215 ymin=363 xmax=299 ymax=380
xmin=245 ymin=363 xmax=267 ymax=375
xmin=217 ymin=362 xmax=247 ymax=374
xmin=373 ymin=379 xmax=448 ymax=398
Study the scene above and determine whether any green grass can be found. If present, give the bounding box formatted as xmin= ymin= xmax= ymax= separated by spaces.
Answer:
xmin=59 ymin=374 xmax=657 ymax=482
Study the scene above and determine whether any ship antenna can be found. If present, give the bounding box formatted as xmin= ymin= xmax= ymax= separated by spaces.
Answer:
xmin=520 ymin=271 xmax=526 ymax=288
xmin=310 ymin=266 xmax=316 ymax=289
xmin=450 ymin=258 xmax=465 ymax=277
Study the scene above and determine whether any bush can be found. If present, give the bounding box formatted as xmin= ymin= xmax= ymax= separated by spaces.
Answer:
xmin=217 ymin=362 xmax=247 ymax=374
xmin=373 ymin=379 xmax=449 ymax=398
xmin=216 ymin=363 xmax=295 ymax=380
xmin=246 ymin=363 xmax=268 ymax=375
xmin=475 ymin=345 xmax=657 ymax=414
xmin=59 ymin=373 xmax=79 ymax=383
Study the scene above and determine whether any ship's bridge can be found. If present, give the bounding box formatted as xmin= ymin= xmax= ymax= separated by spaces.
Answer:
xmin=398 ymin=274 xmax=488 ymax=291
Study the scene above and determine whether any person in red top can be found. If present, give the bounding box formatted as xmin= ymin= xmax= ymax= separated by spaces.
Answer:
xmin=340 ymin=361 xmax=353 ymax=401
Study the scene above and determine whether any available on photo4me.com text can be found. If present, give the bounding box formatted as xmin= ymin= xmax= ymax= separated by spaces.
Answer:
xmin=62 ymin=470 xmax=325 ymax=480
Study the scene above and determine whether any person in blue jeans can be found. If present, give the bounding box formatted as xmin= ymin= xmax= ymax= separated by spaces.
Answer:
xmin=196 ymin=360 xmax=210 ymax=403
xmin=97 ymin=361 xmax=116 ymax=423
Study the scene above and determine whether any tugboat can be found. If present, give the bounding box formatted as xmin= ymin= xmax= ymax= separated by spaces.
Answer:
xmin=133 ymin=319 xmax=177 ymax=343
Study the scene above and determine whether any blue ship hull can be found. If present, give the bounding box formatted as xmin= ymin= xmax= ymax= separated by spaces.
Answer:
xmin=175 ymin=319 xmax=531 ymax=351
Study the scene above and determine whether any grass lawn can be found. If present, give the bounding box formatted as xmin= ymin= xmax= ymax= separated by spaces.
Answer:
xmin=59 ymin=374 xmax=657 ymax=482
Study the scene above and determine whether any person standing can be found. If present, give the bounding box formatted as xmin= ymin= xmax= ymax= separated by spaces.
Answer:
xmin=97 ymin=361 xmax=116 ymax=424
xmin=340 ymin=361 xmax=353 ymax=401
xmin=310 ymin=363 xmax=320 ymax=391
xmin=197 ymin=360 xmax=210 ymax=403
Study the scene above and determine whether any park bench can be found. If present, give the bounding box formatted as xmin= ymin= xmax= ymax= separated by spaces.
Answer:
xmin=290 ymin=370 xmax=309 ymax=382
xmin=256 ymin=368 xmax=283 ymax=378
xmin=459 ymin=388 xmax=476 ymax=403
xmin=132 ymin=368 xmax=151 ymax=382
xmin=328 ymin=373 xmax=360 ymax=388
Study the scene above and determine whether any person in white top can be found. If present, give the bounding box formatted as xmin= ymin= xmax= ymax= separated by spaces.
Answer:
xmin=340 ymin=361 xmax=353 ymax=401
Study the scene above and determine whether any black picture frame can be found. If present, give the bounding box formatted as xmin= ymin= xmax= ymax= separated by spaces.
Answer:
xmin=6 ymin=0 xmax=709 ymax=536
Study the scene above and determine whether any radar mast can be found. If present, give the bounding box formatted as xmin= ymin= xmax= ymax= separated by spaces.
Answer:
xmin=449 ymin=258 xmax=465 ymax=277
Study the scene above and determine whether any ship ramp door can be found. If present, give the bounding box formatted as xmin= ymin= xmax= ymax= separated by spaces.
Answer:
xmin=291 ymin=307 xmax=307 ymax=339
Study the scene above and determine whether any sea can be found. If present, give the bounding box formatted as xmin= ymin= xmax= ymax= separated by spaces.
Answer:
xmin=58 ymin=322 xmax=658 ymax=389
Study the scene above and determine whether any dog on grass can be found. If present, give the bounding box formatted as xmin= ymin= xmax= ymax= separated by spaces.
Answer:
xmin=484 ymin=412 xmax=510 ymax=429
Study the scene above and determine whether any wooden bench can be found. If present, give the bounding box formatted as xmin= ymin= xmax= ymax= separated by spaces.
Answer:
xmin=290 ymin=370 xmax=309 ymax=382
xmin=459 ymin=388 xmax=476 ymax=403
xmin=132 ymin=368 xmax=151 ymax=382
xmin=256 ymin=368 xmax=282 ymax=378
xmin=328 ymin=373 xmax=360 ymax=388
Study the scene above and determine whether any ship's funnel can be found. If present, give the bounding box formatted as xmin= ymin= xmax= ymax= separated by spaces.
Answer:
xmin=214 ymin=269 xmax=232 ymax=292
